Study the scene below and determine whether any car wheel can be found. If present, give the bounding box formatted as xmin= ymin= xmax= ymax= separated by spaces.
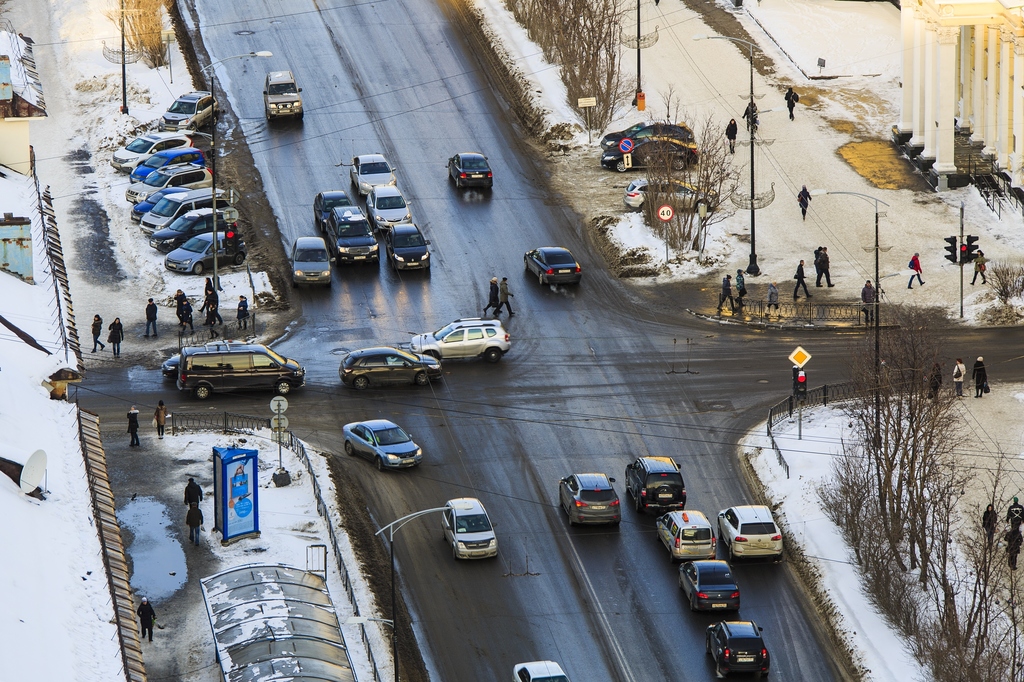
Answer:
xmin=192 ymin=262 xmax=205 ymax=276
xmin=194 ymin=384 xmax=211 ymax=400
xmin=292 ymin=280 xmax=298 ymax=288
xmin=729 ymin=542 xmax=737 ymax=562
xmin=298 ymin=111 xmax=304 ymax=121
xmin=615 ymin=159 xmax=628 ymax=173
xmin=353 ymin=376 xmax=370 ymax=390
xmin=376 ymin=457 xmax=385 ymax=472
xmin=538 ymin=271 xmax=545 ymax=286
xmin=671 ymin=155 xmax=687 ymax=171
xmin=689 ymin=594 xmax=697 ymax=612
xmin=275 ymin=380 xmax=291 ymax=395
xmin=452 ymin=543 xmax=460 ymax=560
xmin=567 ymin=508 xmax=575 ymax=526
xmin=344 ymin=441 xmax=355 ymax=456
xmin=425 ymin=350 xmax=441 ymax=361
xmin=706 ymin=635 xmax=712 ymax=655
xmin=414 ymin=371 xmax=429 ymax=386
xmin=716 ymin=659 xmax=726 ymax=678
xmin=327 ymin=278 xmax=333 ymax=288
xmin=483 ymin=347 xmax=502 ymax=364
xmin=233 ymin=252 xmax=246 ymax=266
xmin=635 ymin=493 xmax=643 ymax=513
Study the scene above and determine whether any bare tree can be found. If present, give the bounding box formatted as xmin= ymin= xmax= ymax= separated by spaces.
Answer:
xmin=105 ymin=0 xmax=167 ymax=68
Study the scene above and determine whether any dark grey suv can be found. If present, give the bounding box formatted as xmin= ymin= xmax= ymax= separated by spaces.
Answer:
xmin=624 ymin=456 xmax=686 ymax=513
xmin=558 ymin=473 xmax=620 ymax=525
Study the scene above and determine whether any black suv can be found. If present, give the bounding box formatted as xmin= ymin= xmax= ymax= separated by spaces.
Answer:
xmin=706 ymin=621 xmax=770 ymax=678
xmin=325 ymin=207 xmax=379 ymax=264
xmin=176 ymin=341 xmax=304 ymax=399
xmin=149 ymin=208 xmax=235 ymax=253
xmin=624 ymin=456 xmax=686 ymax=513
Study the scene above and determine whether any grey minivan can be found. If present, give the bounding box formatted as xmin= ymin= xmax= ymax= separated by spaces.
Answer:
xmin=291 ymin=236 xmax=333 ymax=287
xmin=140 ymin=188 xmax=227 ymax=235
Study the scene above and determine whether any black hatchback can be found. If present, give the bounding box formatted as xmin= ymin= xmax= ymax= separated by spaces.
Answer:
xmin=149 ymin=208 xmax=233 ymax=253
xmin=706 ymin=621 xmax=770 ymax=677
xmin=339 ymin=347 xmax=441 ymax=390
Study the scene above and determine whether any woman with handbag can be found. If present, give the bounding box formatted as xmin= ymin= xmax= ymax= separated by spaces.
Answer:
xmin=972 ymin=356 xmax=988 ymax=398
xmin=153 ymin=400 xmax=169 ymax=439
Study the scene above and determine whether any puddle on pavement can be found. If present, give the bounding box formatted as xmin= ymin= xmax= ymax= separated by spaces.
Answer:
xmin=120 ymin=496 xmax=188 ymax=601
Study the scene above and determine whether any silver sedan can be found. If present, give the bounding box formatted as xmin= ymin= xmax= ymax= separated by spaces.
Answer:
xmin=365 ymin=185 xmax=411 ymax=232
xmin=349 ymin=153 xmax=396 ymax=196
xmin=342 ymin=419 xmax=422 ymax=470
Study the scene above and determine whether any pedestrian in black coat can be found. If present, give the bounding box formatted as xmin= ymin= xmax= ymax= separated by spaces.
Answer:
xmin=793 ymin=260 xmax=811 ymax=299
xmin=983 ymin=504 xmax=998 ymax=544
xmin=180 ymin=300 xmax=194 ymax=333
xmin=785 ymin=87 xmax=799 ymax=120
xmin=186 ymin=502 xmax=203 ymax=546
xmin=927 ymin=362 xmax=943 ymax=400
xmin=204 ymin=277 xmax=215 ymax=298
xmin=237 ymin=295 xmax=250 ymax=330
xmin=137 ymin=597 xmax=156 ymax=642
xmin=1008 ymin=497 xmax=1024 ymax=530
xmin=1008 ymin=527 xmax=1023 ymax=570
xmin=184 ymin=478 xmax=203 ymax=505
xmin=972 ymin=356 xmax=987 ymax=398
xmin=725 ymin=119 xmax=738 ymax=153
xmin=718 ymin=274 xmax=736 ymax=313
xmin=201 ymin=290 xmax=223 ymax=325
xmin=483 ymin=277 xmax=500 ymax=315
xmin=108 ymin=318 xmax=124 ymax=357
xmin=127 ymin=405 xmax=140 ymax=447
xmin=173 ymin=289 xmax=187 ymax=324
xmin=815 ymin=247 xmax=833 ymax=287
xmin=91 ymin=314 xmax=106 ymax=352
xmin=797 ymin=186 xmax=812 ymax=220
xmin=743 ymin=101 xmax=758 ymax=132
xmin=861 ymin=281 xmax=876 ymax=324
xmin=203 ymin=301 xmax=220 ymax=338
xmin=145 ymin=298 xmax=158 ymax=338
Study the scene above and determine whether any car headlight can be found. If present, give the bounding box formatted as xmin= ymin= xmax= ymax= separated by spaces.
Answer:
xmin=369 ymin=243 xmax=378 ymax=252
xmin=337 ymin=246 xmax=350 ymax=253
xmin=394 ymin=254 xmax=405 ymax=262
xmin=456 ymin=542 xmax=467 ymax=549
xmin=269 ymin=103 xmax=278 ymax=110
xmin=294 ymin=269 xmax=302 ymax=277
xmin=320 ymin=270 xmax=330 ymax=277
xmin=386 ymin=453 xmax=400 ymax=461
xmin=375 ymin=215 xmax=385 ymax=223
xmin=182 ymin=117 xmax=192 ymax=126
xmin=421 ymin=252 xmax=429 ymax=259
xmin=487 ymin=539 xmax=496 ymax=547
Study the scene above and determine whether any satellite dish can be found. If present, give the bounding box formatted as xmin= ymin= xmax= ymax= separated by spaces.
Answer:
xmin=20 ymin=449 xmax=46 ymax=494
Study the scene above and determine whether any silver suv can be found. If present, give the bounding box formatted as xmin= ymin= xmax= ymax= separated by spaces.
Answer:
xmin=409 ymin=318 xmax=510 ymax=363
xmin=264 ymin=70 xmax=303 ymax=121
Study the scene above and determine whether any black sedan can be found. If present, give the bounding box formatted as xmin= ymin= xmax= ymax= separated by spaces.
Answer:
xmin=600 ymin=121 xmax=695 ymax=150
xmin=447 ymin=152 xmax=493 ymax=189
xmin=524 ymin=247 xmax=582 ymax=285
xmin=601 ymin=136 xmax=698 ymax=173
xmin=338 ymin=347 xmax=442 ymax=390
xmin=313 ymin=190 xmax=354 ymax=232
xmin=162 ymin=354 xmax=180 ymax=380
xmin=679 ymin=560 xmax=740 ymax=612
xmin=384 ymin=223 xmax=430 ymax=271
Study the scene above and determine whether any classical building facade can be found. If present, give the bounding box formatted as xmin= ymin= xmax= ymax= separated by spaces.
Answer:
xmin=898 ymin=0 xmax=1024 ymax=190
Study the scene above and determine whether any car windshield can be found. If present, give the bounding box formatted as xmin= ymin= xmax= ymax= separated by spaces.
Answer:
xmin=374 ymin=426 xmax=411 ymax=446
xmin=361 ymin=162 xmax=391 ymax=175
xmin=699 ymin=569 xmax=735 ymax=587
xmin=141 ymin=155 xmax=167 ymax=169
xmin=166 ymin=216 xmax=199 ymax=233
xmin=580 ymin=489 xmax=616 ymax=503
xmin=295 ymin=248 xmax=329 ymax=262
xmin=268 ymin=82 xmax=297 ymax=95
xmin=376 ymin=195 xmax=406 ymax=210
xmin=180 ymin=237 xmax=210 ymax=254
xmin=125 ymin=138 xmax=155 ymax=153
xmin=455 ymin=513 xmax=491 ymax=533
xmin=727 ymin=637 xmax=764 ymax=651
xmin=336 ymin=221 xmax=371 ymax=237
xmin=167 ymin=99 xmax=198 ymax=115
xmin=144 ymin=170 xmax=174 ymax=187
xmin=266 ymin=348 xmax=288 ymax=365
xmin=324 ymin=195 xmax=352 ymax=209
xmin=431 ymin=323 xmax=458 ymax=340
xmin=150 ymin=197 xmax=183 ymax=218
xmin=393 ymin=232 xmax=425 ymax=248
xmin=740 ymin=522 xmax=778 ymax=535
xmin=461 ymin=157 xmax=489 ymax=170
xmin=545 ymin=251 xmax=576 ymax=266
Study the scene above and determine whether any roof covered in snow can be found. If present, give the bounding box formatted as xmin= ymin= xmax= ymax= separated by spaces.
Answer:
xmin=0 ymin=29 xmax=46 ymax=116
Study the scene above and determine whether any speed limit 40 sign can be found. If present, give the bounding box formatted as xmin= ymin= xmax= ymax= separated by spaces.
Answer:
xmin=657 ymin=204 xmax=674 ymax=222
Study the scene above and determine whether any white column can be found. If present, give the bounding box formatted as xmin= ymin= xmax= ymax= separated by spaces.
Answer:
xmin=935 ymin=27 xmax=960 ymax=174
xmin=1014 ymin=39 xmax=1024 ymax=185
xmin=923 ymin=22 xmax=937 ymax=159
xmin=911 ymin=11 xmax=926 ymax=146
xmin=985 ymin=27 xmax=999 ymax=156
xmin=959 ymin=26 xmax=970 ymax=126
xmin=899 ymin=4 xmax=916 ymax=132
xmin=998 ymin=28 xmax=1013 ymax=167
xmin=972 ymin=24 xmax=986 ymax=142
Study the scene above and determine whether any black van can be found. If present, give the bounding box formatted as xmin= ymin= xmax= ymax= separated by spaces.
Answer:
xmin=176 ymin=341 xmax=305 ymax=399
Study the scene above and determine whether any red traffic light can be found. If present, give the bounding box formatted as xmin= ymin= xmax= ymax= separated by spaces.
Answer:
xmin=797 ymin=371 xmax=806 ymax=383
xmin=225 ymin=230 xmax=235 ymax=239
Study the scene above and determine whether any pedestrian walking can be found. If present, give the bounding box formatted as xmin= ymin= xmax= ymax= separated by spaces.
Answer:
xmin=953 ymin=358 xmax=966 ymax=397
xmin=908 ymin=252 xmax=924 ymax=288
xmin=180 ymin=300 xmax=194 ymax=333
xmin=497 ymin=277 xmax=515 ymax=316
xmin=813 ymin=246 xmax=823 ymax=283
xmin=743 ymin=101 xmax=758 ymax=133
xmin=793 ymin=260 xmax=811 ymax=299
xmin=972 ymin=356 xmax=988 ymax=398
xmin=971 ymin=251 xmax=988 ymax=285
xmin=483 ymin=277 xmax=500 ymax=315
xmin=201 ymin=291 xmax=223 ymax=325
xmin=153 ymin=400 xmax=168 ymax=439
xmin=815 ymin=247 xmax=833 ymax=287
xmin=1008 ymin=497 xmax=1024 ymax=530
xmin=797 ymin=186 xmax=812 ymax=221
xmin=767 ymin=282 xmax=779 ymax=314
xmin=127 ymin=405 xmax=140 ymax=447
xmin=784 ymin=86 xmax=800 ymax=120
xmin=725 ymin=118 xmax=738 ymax=154
xmin=184 ymin=477 xmax=203 ymax=506
xmin=983 ymin=504 xmax=998 ymax=544
xmin=927 ymin=362 xmax=942 ymax=400
xmin=136 ymin=597 xmax=156 ymax=642
xmin=204 ymin=277 xmax=215 ymax=298
xmin=1008 ymin=526 xmax=1023 ymax=570
xmin=237 ymin=295 xmax=250 ymax=330
xmin=108 ymin=318 xmax=124 ymax=357
xmin=204 ymin=300 xmax=220 ymax=338
xmin=861 ymin=280 xmax=876 ymax=324
xmin=91 ymin=314 xmax=106 ymax=352
xmin=174 ymin=289 xmax=187 ymax=325
xmin=718 ymin=274 xmax=736 ymax=313
xmin=145 ymin=298 xmax=158 ymax=338
xmin=735 ymin=270 xmax=747 ymax=308
xmin=186 ymin=501 xmax=203 ymax=546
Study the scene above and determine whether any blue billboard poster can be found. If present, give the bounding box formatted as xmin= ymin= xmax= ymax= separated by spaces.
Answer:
xmin=212 ymin=447 xmax=260 ymax=544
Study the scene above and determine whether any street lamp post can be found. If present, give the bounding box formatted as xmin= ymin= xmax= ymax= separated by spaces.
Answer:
xmin=198 ymin=51 xmax=272 ymax=290
xmin=375 ymin=502 xmax=471 ymax=682
xmin=811 ymin=189 xmax=889 ymax=450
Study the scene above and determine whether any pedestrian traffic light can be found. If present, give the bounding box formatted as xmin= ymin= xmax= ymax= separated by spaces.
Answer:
xmin=962 ymin=235 xmax=979 ymax=264
xmin=793 ymin=366 xmax=808 ymax=398
xmin=943 ymin=236 xmax=958 ymax=264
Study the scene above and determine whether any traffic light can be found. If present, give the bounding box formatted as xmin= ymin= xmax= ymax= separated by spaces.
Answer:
xmin=943 ymin=236 xmax=958 ymax=264
xmin=961 ymin=235 xmax=979 ymax=264
xmin=224 ymin=229 xmax=238 ymax=251
xmin=793 ymin=366 xmax=808 ymax=398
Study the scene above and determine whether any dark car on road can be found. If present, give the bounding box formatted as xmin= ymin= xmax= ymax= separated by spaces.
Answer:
xmin=625 ymin=456 xmax=686 ymax=513
xmin=313 ymin=190 xmax=355 ymax=232
xmin=679 ymin=560 xmax=740 ymax=612
xmin=325 ymin=208 xmax=379 ymax=264
xmin=559 ymin=473 xmax=620 ymax=525
xmin=524 ymin=247 xmax=582 ymax=286
xmin=176 ymin=341 xmax=304 ymax=400
xmin=149 ymin=208 xmax=235 ymax=253
xmin=447 ymin=152 xmax=493 ymax=189
xmin=338 ymin=347 xmax=441 ymax=390
xmin=384 ymin=223 xmax=430 ymax=271
xmin=706 ymin=620 xmax=770 ymax=678
xmin=600 ymin=121 xmax=695 ymax=150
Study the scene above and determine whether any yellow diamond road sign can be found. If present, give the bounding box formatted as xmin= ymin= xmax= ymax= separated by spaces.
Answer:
xmin=789 ymin=346 xmax=811 ymax=368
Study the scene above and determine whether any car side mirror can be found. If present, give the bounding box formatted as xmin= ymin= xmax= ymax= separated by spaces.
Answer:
xmin=263 ymin=90 xmax=268 ymax=95
xmin=330 ymin=257 xmax=336 ymax=262
xmin=608 ymin=477 xmax=616 ymax=483
xmin=298 ymin=87 xmax=303 ymax=92
xmin=718 ymin=512 xmax=726 ymax=518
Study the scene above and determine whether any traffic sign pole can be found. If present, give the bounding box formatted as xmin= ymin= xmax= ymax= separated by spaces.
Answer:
xmin=270 ymin=397 xmax=291 ymax=486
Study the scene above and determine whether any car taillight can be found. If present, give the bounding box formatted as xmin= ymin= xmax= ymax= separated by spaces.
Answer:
xmin=545 ymin=268 xmax=554 ymax=275
xmin=760 ymin=648 xmax=768 ymax=660
xmin=626 ymin=191 xmax=639 ymax=197
xmin=179 ymin=372 xmax=187 ymax=382
xmin=486 ymin=171 xmax=493 ymax=178
xmin=574 ymin=265 xmax=581 ymax=273
xmin=697 ymin=591 xmax=708 ymax=599
xmin=723 ymin=647 xmax=731 ymax=661
xmin=610 ymin=499 xmax=620 ymax=506
xmin=574 ymin=499 xmax=588 ymax=508
xmin=711 ymin=537 xmax=717 ymax=548
xmin=640 ymin=488 xmax=647 ymax=497
xmin=674 ymin=537 xmax=680 ymax=548
xmin=735 ymin=536 xmax=748 ymax=542
xmin=504 ymin=334 xmax=509 ymax=342
xmin=730 ymin=591 xmax=740 ymax=599
xmin=459 ymin=172 xmax=467 ymax=179
xmin=771 ymin=534 xmax=782 ymax=541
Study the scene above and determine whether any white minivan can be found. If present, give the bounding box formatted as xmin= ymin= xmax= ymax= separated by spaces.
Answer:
xmin=441 ymin=497 xmax=497 ymax=559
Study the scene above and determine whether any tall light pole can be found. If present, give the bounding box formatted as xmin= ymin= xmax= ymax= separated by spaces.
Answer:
xmin=624 ymin=0 xmax=660 ymax=109
xmin=693 ymin=35 xmax=766 ymax=275
xmin=811 ymin=189 xmax=890 ymax=449
xmin=198 ymin=51 xmax=272 ymax=290
xmin=375 ymin=502 xmax=472 ymax=682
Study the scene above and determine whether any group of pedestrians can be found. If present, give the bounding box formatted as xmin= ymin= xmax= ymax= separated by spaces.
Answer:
xmin=173 ymin=283 xmax=250 ymax=334
xmin=91 ymin=314 xmax=124 ymax=356
xmin=483 ymin=276 xmax=514 ymax=317
xmin=984 ymin=498 xmax=1024 ymax=569
xmin=126 ymin=400 xmax=171 ymax=447
xmin=726 ymin=86 xmax=800 ymax=152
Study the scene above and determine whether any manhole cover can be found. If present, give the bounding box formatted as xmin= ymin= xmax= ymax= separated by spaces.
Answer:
xmin=235 ymin=30 xmax=255 ymax=35
xmin=757 ymin=379 xmax=769 ymax=384
xmin=694 ymin=400 xmax=734 ymax=412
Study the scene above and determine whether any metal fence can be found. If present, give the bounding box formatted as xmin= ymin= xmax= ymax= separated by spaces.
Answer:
xmin=169 ymin=412 xmax=386 ymax=682
xmin=765 ymin=382 xmax=856 ymax=479
xmin=714 ymin=297 xmax=870 ymax=324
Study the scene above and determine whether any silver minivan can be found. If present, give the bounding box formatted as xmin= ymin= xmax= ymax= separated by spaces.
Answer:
xmin=291 ymin=236 xmax=333 ymax=287
xmin=140 ymin=188 xmax=227 ymax=235
xmin=441 ymin=497 xmax=497 ymax=560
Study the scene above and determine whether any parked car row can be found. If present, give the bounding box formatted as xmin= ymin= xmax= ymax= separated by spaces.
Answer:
xmin=600 ymin=121 xmax=699 ymax=173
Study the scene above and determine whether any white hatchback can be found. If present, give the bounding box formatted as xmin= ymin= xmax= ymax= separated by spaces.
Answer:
xmin=111 ymin=132 xmax=192 ymax=172
xmin=717 ymin=505 xmax=784 ymax=561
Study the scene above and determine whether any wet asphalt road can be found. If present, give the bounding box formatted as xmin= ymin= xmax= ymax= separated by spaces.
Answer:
xmin=72 ymin=0 xmax=1024 ymax=680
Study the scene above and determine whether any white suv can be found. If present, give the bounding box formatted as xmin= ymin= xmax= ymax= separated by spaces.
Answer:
xmin=441 ymin=497 xmax=497 ymax=560
xmin=717 ymin=505 xmax=783 ymax=561
xmin=409 ymin=318 xmax=510 ymax=363
xmin=655 ymin=510 xmax=717 ymax=562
